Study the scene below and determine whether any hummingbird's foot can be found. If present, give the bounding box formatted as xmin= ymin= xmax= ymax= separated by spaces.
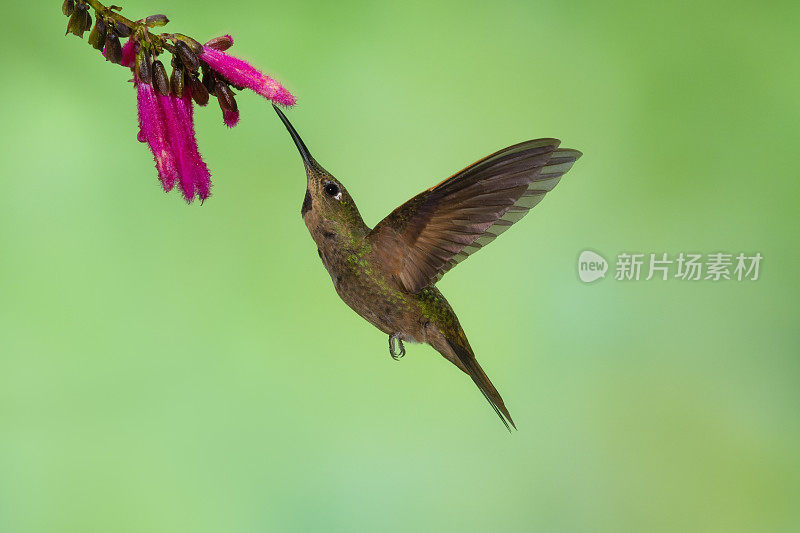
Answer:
xmin=389 ymin=334 xmax=406 ymax=360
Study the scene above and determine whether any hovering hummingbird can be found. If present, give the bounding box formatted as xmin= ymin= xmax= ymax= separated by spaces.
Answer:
xmin=273 ymin=105 xmax=581 ymax=430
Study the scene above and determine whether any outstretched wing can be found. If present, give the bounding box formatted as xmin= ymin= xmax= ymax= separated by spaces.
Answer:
xmin=369 ymin=139 xmax=581 ymax=293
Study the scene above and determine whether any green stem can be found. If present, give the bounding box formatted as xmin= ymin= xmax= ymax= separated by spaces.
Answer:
xmin=83 ymin=0 xmax=137 ymax=30
xmin=82 ymin=0 xmax=168 ymax=50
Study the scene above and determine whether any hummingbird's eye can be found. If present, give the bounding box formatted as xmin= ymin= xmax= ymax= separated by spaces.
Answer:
xmin=323 ymin=182 xmax=340 ymax=198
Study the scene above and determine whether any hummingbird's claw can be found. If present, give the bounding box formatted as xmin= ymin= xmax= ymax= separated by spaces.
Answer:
xmin=389 ymin=334 xmax=406 ymax=360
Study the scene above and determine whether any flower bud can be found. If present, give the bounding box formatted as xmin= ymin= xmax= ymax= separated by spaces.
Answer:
xmin=171 ymin=65 xmax=185 ymax=98
xmin=215 ymin=82 xmax=238 ymax=113
xmin=66 ymin=4 xmax=89 ymax=37
xmin=105 ymin=33 xmax=123 ymax=64
xmin=174 ymin=41 xmax=200 ymax=73
xmin=136 ymin=52 xmax=152 ymax=84
xmin=152 ymin=60 xmax=171 ymax=96
xmin=145 ymin=14 xmax=169 ymax=27
xmin=201 ymin=64 xmax=216 ymax=93
xmin=81 ymin=9 xmax=90 ymax=35
xmin=204 ymin=35 xmax=234 ymax=51
xmin=173 ymin=34 xmax=203 ymax=55
xmin=112 ymin=21 xmax=131 ymax=38
xmin=188 ymin=75 xmax=209 ymax=106
xmin=88 ymin=18 xmax=107 ymax=51
xmin=62 ymin=0 xmax=74 ymax=17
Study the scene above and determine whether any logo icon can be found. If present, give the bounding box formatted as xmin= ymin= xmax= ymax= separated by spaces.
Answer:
xmin=578 ymin=250 xmax=608 ymax=283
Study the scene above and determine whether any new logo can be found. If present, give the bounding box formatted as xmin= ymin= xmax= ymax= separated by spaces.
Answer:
xmin=578 ymin=250 xmax=608 ymax=283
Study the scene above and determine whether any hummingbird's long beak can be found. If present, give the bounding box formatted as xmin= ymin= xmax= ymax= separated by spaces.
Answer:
xmin=273 ymin=104 xmax=317 ymax=170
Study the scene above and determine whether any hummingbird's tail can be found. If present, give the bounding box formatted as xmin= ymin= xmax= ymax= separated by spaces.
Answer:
xmin=445 ymin=337 xmax=516 ymax=432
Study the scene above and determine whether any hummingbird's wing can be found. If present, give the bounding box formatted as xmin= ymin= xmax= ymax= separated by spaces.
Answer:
xmin=369 ymin=139 xmax=581 ymax=293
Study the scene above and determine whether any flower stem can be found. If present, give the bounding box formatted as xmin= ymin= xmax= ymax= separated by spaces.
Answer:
xmin=82 ymin=0 xmax=171 ymax=51
xmin=83 ymin=0 xmax=137 ymax=30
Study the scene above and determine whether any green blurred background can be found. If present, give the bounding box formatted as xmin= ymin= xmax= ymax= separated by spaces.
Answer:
xmin=1 ymin=1 xmax=798 ymax=531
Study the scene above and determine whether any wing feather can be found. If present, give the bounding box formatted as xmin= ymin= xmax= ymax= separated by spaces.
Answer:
xmin=369 ymin=140 xmax=582 ymax=293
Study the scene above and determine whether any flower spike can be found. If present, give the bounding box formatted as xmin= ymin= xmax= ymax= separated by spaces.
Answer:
xmin=63 ymin=1 xmax=296 ymax=203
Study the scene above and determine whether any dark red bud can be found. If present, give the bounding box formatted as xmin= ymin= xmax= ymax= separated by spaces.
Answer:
xmin=88 ymin=18 xmax=107 ymax=51
xmin=145 ymin=14 xmax=169 ymax=27
xmin=188 ymin=75 xmax=209 ymax=106
xmin=201 ymin=64 xmax=216 ymax=93
xmin=170 ymin=66 xmax=185 ymax=98
xmin=215 ymin=82 xmax=237 ymax=113
xmin=112 ymin=21 xmax=131 ymax=37
xmin=204 ymin=35 xmax=233 ymax=51
xmin=152 ymin=60 xmax=171 ymax=95
xmin=174 ymin=40 xmax=200 ymax=73
xmin=173 ymin=34 xmax=203 ymax=55
xmin=136 ymin=52 xmax=152 ymax=84
xmin=65 ymin=10 xmax=79 ymax=35
xmin=105 ymin=33 xmax=122 ymax=64
xmin=66 ymin=4 xmax=89 ymax=37
xmin=62 ymin=0 xmax=74 ymax=17
xmin=97 ymin=19 xmax=108 ymax=47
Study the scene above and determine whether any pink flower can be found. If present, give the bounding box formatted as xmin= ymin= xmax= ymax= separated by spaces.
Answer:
xmin=137 ymin=82 xmax=178 ymax=192
xmin=158 ymin=94 xmax=197 ymax=201
xmin=171 ymin=93 xmax=212 ymax=201
xmin=200 ymin=46 xmax=296 ymax=107
xmin=101 ymin=31 xmax=294 ymax=203
xmin=136 ymin=80 xmax=211 ymax=202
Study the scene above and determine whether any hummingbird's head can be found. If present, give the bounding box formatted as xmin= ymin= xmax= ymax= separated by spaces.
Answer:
xmin=273 ymin=105 xmax=367 ymax=238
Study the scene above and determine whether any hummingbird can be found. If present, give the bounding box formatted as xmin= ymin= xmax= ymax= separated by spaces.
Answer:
xmin=273 ymin=105 xmax=581 ymax=430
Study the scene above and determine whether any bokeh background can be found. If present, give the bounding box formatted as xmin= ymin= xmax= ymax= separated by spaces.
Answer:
xmin=1 ymin=1 xmax=798 ymax=531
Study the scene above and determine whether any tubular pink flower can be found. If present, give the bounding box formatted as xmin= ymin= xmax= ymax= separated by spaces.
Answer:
xmin=175 ymin=93 xmax=212 ymax=201
xmin=199 ymin=47 xmax=296 ymax=106
xmin=158 ymin=94 xmax=197 ymax=202
xmin=135 ymin=71 xmax=213 ymax=202
xmin=137 ymin=82 xmax=178 ymax=192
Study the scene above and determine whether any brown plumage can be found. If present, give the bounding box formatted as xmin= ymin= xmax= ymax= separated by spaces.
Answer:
xmin=274 ymin=105 xmax=582 ymax=430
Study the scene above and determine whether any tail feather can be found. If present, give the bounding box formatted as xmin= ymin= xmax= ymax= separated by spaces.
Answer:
xmin=446 ymin=338 xmax=516 ymax=431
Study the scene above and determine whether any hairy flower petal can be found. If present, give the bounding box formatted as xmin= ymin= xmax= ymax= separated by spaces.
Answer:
xmin=137 ymin=82 xmax=178 ymax=192
xmin=199 ymin=47 xmax=295 ymax=106
xmin=158 ymin=95 xmax=197 ymax=201
xmin=223 ymin=109 xmax=240 ymax=128
xmin=175 ymin=94 xmax=212 ymax=201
